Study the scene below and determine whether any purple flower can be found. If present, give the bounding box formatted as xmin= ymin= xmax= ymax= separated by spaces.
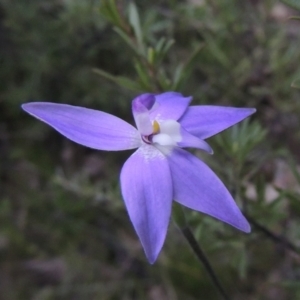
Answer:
xmin=22 ymin=92 xmax=255 ymax=263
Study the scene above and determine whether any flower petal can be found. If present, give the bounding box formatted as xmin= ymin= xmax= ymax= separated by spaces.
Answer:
xmin=178 ymin=127 xmax=213 ymax=154
xmin=150 ymin=92 xmax=192 ymax=121
xmin=152 ymin=120 xmax=213 ymax=153
xmin=167 ymin=148 xmax=250 ymax=232
xmin=179 ymin=106 xmax=256 ymax=139
xmin=132 ymin=94 xmax=155 ymax=135
xmin=120 ymin=145 xmax=172 ymax=263
xmin=22 ymin=102 xmax=141 ymax=151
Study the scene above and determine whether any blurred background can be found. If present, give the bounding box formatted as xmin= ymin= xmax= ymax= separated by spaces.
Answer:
xmin=1 ymin=0 xmax=300 ymax=299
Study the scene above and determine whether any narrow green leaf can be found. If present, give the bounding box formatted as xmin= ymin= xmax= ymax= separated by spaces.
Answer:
xmin=291 ymin=78 xmax=300 ymax=89
xmin=108 ymin=0 xmax=122 ymax=21
xmin=93 ymin=68 xmax=142 ymax=91
xmin=172 ymin=64 xmax=184 ymax=90
xmin=154 ymin=39 xmax=175 ymax=65
xmin=287 ymin=155 xmax=300 ymax=185
xmin=113 ymin=27 xmax=142 ymax=56
xmin=100 ymin=0 xmax=123 ymax=28
xmin=202 ymin=32 xmax=230 ymax=68
xmin=114 ymin=77 xmax=143 ymax=91
xmin=147 ymin=47 xmax=155 ymax=64
xmin=157 ymin=70 xmax=171 ymax=91
xmin=281 ymin=0 xmax=300 ymax=11
xmin=161 ymin=39 xmax=175 ymax=56
xmin=128 ymin=1 xmax=144 ymax=51
xmin=134 ymin=60 xmax=152 ymax=90
xmin=172 ymin=44 xmax=204 ymax=90
xmin=155 ymin=37 xmax=166 ymax=53
xmin=182 ymin=43 xmax=204 ymax=72
xmin=237 ymin=249 xmax=248 ymax=279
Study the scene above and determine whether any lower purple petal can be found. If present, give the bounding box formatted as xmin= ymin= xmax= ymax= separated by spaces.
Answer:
xmin=22 ymin=102 xmax=141 ymax=151
xmin=179 ymin=106 xmax=256 ymax=139
xmin=167 ymin=148 xmax=250 ymax=232
xmin=120 ymin=145 xmax=173 ymax=263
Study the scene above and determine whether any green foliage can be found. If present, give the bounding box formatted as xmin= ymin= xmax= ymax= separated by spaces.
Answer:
xmin=97 ymin=0 xmax=204 ymax=93
xmin=2 ymin=0 xmax=300 ymax=299
xmin=291 ymin=78 xmax=300 ymax=89
xmin=281 ymin=0 xmax=300 ymax=10
xmin=213 ymin=120 xmax=267 ymax=168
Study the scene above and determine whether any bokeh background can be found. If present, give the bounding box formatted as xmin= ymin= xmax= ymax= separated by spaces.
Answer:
xmin=1 ymin=0 xmax=300 ymax=299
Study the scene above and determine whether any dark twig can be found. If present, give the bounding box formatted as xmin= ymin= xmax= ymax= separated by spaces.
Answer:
xmin=180 ymin=226 xmax=231 ymax=300
xmin=244 ymin=212 xmax=300 ymax=255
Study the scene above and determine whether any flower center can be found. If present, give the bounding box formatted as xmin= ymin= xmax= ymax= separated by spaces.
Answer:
xmin=142 ymin=120 xmax=160 ymax=144
xmin=141 ymin=120 xmax=182 ymax=146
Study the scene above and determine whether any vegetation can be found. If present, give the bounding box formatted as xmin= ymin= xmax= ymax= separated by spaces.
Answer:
xmin=1 ymin=0 xmax=300 ymax=299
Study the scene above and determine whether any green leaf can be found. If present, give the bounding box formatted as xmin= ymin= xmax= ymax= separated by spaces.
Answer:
xmin=161 ymin=39 xmax=175 ymax=56
xmin=155 ymin=37 xmax=166 ymax=53
xmin=147 ymin=47 xmax=155 ymax=64
xmin=237 ymin=248 xmax=248 ymax=279
xmin=100 ymin=0 xmax=124 ymax=28
xmin=155 ymin=39 xmax=175 ymax=64
xmin=93 ymin=68 xmax=142 ymax=91
xmin=291 ymin=78 xmax=300 ymax=89
xmin=281 ymin=0 xmax=300 ymax=11
xmin=287 ymin=155 xmax=300 ymax=185
xmin=128 ymin=1 xmax=144 ymax=51
xmin=134 ymin=60 xmax=152 ymax=90
xmin=157 ymin=69 xmax=172 ymax=91
xmin=113 ymin=27 xmax=143 ymax=57
xmin=171 ymin=44 xmax=204 ymax=90
xmin=202 ymin=32 xmax=230 ymax=68
xmin=172 ymin=64 xmax=184 ymax=90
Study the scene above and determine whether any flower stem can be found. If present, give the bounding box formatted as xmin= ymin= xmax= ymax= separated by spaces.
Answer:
xmin=180 ymin=225 xmax=231 ymax=300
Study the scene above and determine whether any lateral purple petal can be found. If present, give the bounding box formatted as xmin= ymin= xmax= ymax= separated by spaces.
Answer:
xmin=167 ymin=148 xmax=250 ymax=232
xmin=150 ymin=92 xmax=192 ymax=121
xmin=120 ymin=145 xmax=173 ymax=264
xmin=179 ymin=106 xmax=256 ymax=139
xmin=178 ymin=127 xmax=213 ymax=154
xmin=22 ymin=102 xmax=141 ymax=151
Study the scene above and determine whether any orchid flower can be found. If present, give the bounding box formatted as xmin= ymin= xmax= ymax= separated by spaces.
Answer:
xmin=22 ymin=92 xmax=256 ymax=263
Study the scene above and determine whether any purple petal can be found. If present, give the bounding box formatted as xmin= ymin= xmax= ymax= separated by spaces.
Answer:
xmin=167 ymin=148 xmax=250 ymax=232
xmin=22 ymin=102 xmax=141 ymax=151
xmin=133 ymin=93 xmax=156 ymax=110
xmin=120 ymin=145 xmax=172 ymax=263
xmin=178 ymin=127 xmax=213 ymax=154
xmin=132 ymin=94 xmax=154 ymax=135
xmin=179 ymin=106 xmax=256 ymax=139
xmin=150 ymin=92 xmax=192 ymax=121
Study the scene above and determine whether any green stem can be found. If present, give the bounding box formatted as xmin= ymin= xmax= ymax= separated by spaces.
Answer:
xmin=180 ymin=225 xmax=231 ymax=300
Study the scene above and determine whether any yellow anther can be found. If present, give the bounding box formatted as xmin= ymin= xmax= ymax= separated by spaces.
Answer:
xmin=152 ymin=120 xmax=160 ymax=134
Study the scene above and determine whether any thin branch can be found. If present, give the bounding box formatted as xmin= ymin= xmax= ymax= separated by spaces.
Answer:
xmin=180 ymin=226 xmax=231 ymax=300
xmin=244 ymin=212 xmax=300 ymax=255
